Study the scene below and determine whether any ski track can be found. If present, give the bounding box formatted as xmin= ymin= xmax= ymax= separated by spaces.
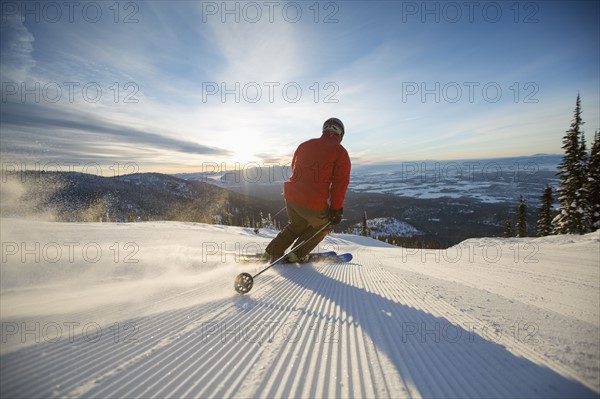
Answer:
xmin=1 ymin=250 xmax=598 ymax=398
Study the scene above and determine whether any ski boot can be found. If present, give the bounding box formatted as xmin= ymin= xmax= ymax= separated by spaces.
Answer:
xmin=284 ymin=252 xmax=310 ymax=264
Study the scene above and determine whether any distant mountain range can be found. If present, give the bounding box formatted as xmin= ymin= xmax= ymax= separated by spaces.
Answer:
xmin=175 ymin=154 xmax=562 ymax=206
xmin=1 ymin=155 xmax=563 ymax=247
xmin=0 ymin=171 xmax=282 ymax=227
xmin=174 ymin=155 xmax=562 ymax=246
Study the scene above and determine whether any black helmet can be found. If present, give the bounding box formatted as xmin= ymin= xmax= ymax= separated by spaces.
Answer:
xmin=322 ymin=117 xmax=345 ymax=141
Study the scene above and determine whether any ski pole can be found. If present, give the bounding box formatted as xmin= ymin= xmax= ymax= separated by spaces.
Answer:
xmin=234 ymin=221 xmax=332 ymax=294
xmin=271 ymin=206 xmax=287 ymax=220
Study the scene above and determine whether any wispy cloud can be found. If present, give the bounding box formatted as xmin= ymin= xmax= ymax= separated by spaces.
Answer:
xmin=0 ymin=14 xmax=35 ymax=81
xmin=0 ymin=101 xmax=231 ymax=167
xmin=0 ymin=1 xmax=598 ymax=171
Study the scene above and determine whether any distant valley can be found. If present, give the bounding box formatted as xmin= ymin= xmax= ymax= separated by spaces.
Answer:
xmin=177 ymin=155 xmax=562 ymax=246
xmin=1 ymin=155 xmax=562 ymax=248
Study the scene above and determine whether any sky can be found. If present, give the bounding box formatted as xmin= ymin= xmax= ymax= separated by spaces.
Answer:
xmin=0 ymin=0 xmax=599 ymax=174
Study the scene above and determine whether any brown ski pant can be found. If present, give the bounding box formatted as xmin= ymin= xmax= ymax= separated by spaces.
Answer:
xmin=265 ymin=201 xmax=330 ymax=260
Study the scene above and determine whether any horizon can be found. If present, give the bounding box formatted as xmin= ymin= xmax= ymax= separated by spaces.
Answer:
xmin=2 ymin=153 xmax=563 ymax=179
xmin=1 ymin=1 xmax=598 ymax=173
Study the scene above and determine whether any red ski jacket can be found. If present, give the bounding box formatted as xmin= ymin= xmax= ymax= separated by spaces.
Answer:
xmin=283 ymin=133 xmax=351 ymax=212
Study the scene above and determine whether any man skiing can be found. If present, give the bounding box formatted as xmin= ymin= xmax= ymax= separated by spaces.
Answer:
xmin=264 ymin=117 xmax=351 ymax=263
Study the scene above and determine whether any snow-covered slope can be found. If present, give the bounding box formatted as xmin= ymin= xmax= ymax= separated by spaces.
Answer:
xmin=1 ymin=218 xmax=598 ymax=398
xmin=348 ymin=217 xmax=423 ymax=237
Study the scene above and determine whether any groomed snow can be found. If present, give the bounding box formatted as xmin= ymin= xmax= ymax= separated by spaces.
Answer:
xmin=1 ymin=218 xmax=598 ymax=398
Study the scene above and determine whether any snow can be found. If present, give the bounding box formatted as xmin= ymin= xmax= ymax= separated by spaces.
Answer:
xmin=348 ymin=217 xmax=423 ymax=237
xmin=1 ymin=218 xmax=598 ymax=398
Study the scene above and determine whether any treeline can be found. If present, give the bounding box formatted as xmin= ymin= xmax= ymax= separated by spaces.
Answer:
xmin=503 ymin=95 xmax=600 ymax=237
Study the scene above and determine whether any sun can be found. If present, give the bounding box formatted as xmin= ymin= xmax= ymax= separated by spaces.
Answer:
xmin=228 ymin=132 xmax=263 ymax=166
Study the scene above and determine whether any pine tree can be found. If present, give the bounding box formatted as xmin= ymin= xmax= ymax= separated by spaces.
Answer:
xmin=588 ymin=130 xmax=600 ymax=230
xmin=536 ymin=185 xmax=554 ymax=237
xmin=553 ymin=94 xmax=591 ymax=234
xmin=361 ymin=211 xmax=371 ymax=237
xmin=516 ymin=195 xmax=528 ymax=237
xmin=261 ymin=212 xmax=274 ymax=229
xmin=503 ymin=214 xmax=513 ymax=238
xmin=257 ymin=212 xmax=264 ymax=229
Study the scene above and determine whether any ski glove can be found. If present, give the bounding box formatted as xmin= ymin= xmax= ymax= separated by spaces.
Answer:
xmin=328 ymin=208 xmax=343 ymax=225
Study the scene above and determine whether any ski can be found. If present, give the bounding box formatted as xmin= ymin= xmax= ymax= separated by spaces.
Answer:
xmin=305 ymin=251 xmax=353 ymax=263
xmin=241 ymin=251 xmax=352 ymax=264
xmin=241 ymin=250 xmax=336 ymax=263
